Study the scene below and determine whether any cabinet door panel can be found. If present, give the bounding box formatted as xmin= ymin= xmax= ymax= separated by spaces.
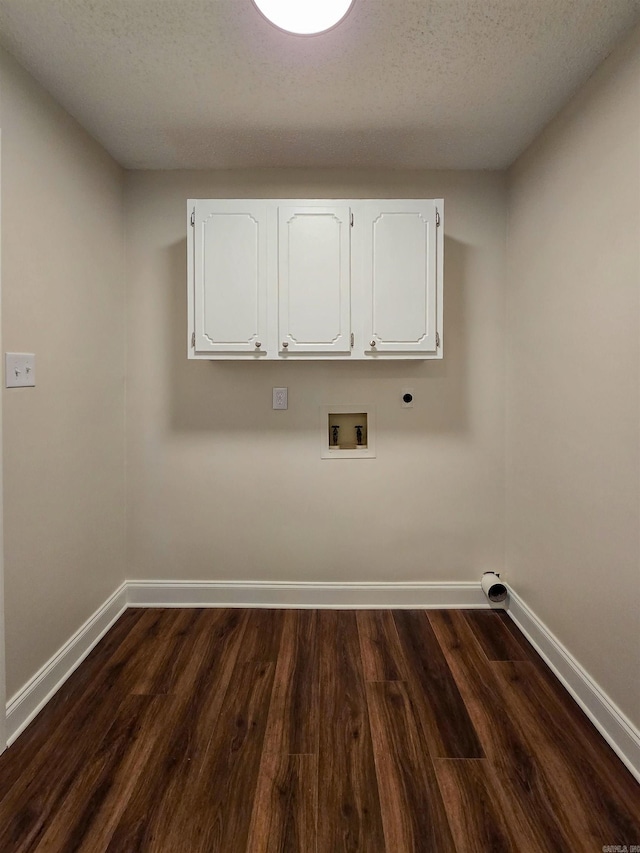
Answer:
xmin=194 ymin=202 xmax=267 ymax=353
xmin=364 ymin=203 xmax=437 ymax=353
xmin=279 ymin=206 xmax=351 ymax=353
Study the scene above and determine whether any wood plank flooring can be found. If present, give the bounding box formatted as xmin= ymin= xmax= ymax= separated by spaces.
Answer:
xmin=0 ymin=608 xmax=638 ymax=852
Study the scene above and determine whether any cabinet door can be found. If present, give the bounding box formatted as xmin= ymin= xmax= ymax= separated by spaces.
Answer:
xmin=278 ymin=205 xmax=351 ymax=354
xmin=193 ymin=200 xmax=268 ymax=354
xmin=361 ymin=201 xmax=438 ymax=354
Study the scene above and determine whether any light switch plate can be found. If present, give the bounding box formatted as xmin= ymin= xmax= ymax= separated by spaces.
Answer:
xmin=273 ymin=387 xmax=288 ymax=410
xmin=5 ymin=353 xmax=36 ymax=388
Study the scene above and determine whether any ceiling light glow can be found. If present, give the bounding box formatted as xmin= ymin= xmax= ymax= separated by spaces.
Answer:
xmin=252 ymin=0 xmax=354 ymax=35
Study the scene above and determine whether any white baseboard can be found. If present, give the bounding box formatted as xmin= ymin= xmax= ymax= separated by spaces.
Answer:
xmin=7 ymin=578 xmax=638 ymax=787
xmin=126 ymin=579 xmax=497 ymax=610
xmin=5 ymin=582 xmax=128 ymax=746
xmin=2 ymin=579 xmax=494 ymax=747
xmin=506 ymin=586 xmax=640 ymax=784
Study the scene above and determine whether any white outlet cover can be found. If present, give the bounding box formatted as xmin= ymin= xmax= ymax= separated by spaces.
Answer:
xmin=5 ymin=353 xmax=36 ymax=388
xmin=272 ymin=387 xmax=288 ymax=410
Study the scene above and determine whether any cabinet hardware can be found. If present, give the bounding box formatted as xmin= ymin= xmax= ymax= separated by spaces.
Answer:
xmin=436 ymin=331 xmax=440 ymax=347
xmin=370 ymin=340 xmax=376 ymax=348
xmin=255 ymin=341 xmax=261 ymax=348
xmin=350 ymin=333 xmax=354 ymax=348
xmin=350 ymin=212 xmax=354 ymax=227
xmin=282 ymin=341 xmax=289 ymax=349
xmin=190 ymin=209 xmax=195 ymax=226
xmin=435 ymin=209 xmax=440 ymax=227
xmin=191 ymin=332 xmax=195 ymax=348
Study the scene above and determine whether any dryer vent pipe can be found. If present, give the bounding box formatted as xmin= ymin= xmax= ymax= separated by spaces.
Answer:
xmin=481 ymin=572 xmax=508 ymax=603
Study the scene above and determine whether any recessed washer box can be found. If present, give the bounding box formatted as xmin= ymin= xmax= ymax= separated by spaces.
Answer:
xmin=321 ymin=405 xmax=375 ymax=459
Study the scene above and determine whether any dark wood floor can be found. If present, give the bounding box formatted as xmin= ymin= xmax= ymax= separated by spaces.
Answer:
xmin=0 ymin=609 xmax=638 ymax=852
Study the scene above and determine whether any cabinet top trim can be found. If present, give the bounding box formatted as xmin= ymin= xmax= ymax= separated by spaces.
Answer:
xmin=189 ymin=198 xmax=444 ymax=205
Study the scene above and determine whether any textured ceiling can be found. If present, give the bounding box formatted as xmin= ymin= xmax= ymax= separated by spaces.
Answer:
xmin=1 ymin=0 xmax=639 ymax=170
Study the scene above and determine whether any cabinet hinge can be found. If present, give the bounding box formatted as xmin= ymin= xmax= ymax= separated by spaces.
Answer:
xmin=435 ymin=209 xmax=441 ymax=228
xmin=350 ymin=332 xmax=354 ymax=348
xmin=436 ymin=331 xmax=440 ymax=348
xmin=190 ymin=209 xmax=195 ymax=227
xmin=191 ymin=332 xmax=196 ymax=348
xmin=350 ymin=213 xmax=354 ymax=227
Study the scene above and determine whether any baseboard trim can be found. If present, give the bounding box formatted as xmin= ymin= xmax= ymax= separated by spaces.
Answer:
xmin=506 ymin=586 xmax=640 ymax=783
xmin=126 ymin=579 xmax=498 ymax=610
xmin=3 ymin=579 xmax=496 ymax=746
xmin=5 ymin=582 xmax=128 ymax=746
xmin=8 ymin=579 xmax=637 ymax=786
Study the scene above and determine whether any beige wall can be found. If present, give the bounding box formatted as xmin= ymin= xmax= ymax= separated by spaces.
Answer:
xmin=0 ymin=107 xmax=5 ymax=747
xmin=0 ymin=49 xmax=126 ymax=697
xmin=5 ymin=16 xmax=637 ymax=739
xmin=506 ymin=27 xmax=640 ymax=727
xmin=125 ymin=170 xmax=507 ymax=585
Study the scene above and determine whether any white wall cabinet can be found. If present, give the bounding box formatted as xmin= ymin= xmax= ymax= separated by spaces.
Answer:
xmin=188 ymin=198 xmax=443 ymax=360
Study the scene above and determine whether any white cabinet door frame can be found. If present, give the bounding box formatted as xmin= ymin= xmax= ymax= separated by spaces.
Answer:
xmin=192 ymin=200 xmax=268 ymax=355
xmin=278 ymin=205 xmax=351 ymax=355
xmin=360 ymin=200 xmax=439 ymax=355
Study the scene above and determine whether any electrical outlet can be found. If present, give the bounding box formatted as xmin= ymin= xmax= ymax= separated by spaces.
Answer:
xmin=273 ymin=387 xmax=288 ymax=410
xmin=5 ymin=353 xmax=36 ymax=388
xmin=401 ymin=388 xmax=414 ymax=408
